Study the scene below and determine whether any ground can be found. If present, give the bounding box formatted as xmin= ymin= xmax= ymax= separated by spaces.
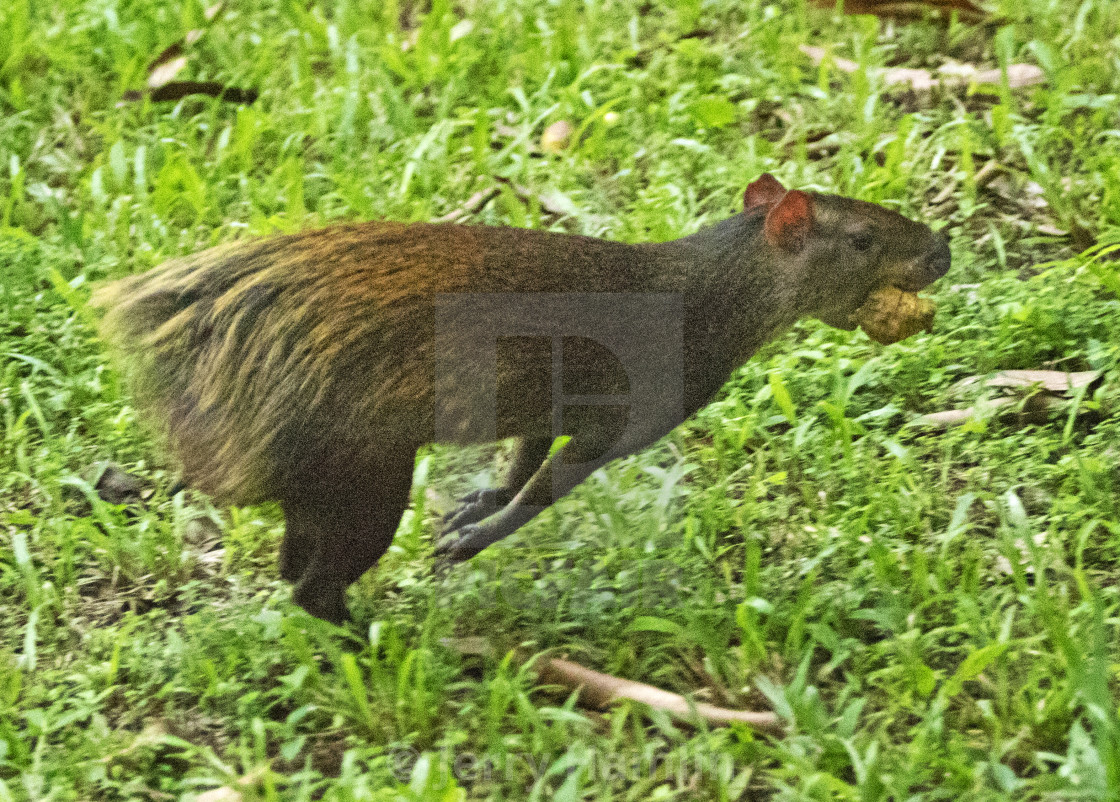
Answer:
xmin=1 ymin=0 xmax=1120 ymax=799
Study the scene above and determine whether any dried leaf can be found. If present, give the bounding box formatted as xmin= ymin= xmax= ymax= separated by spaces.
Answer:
xmin=958 ymin=369 xmax=1100 ymax=394
xmin=803 ymin=131 xmax=851 ymax=159
xmin=148 ymin=55 xmax=189 ymax=89
xmin=145 ymin=2 xmax=225 ymax=88
xmin=196 ymin=548 xmax=226 ymax=566
xmin=196 ymin=789 xmax=242 ymax=802
xmin=852 ymin=286 xmax=936 ymax=345
xmin=449 ymin=18 xmax=475 ymax=42
xmin=799 ymin=45 xmax=1044 ymax=94
xmin=534 ymin=187 xmax=580 ymax=218
xmin=987 ymin=176 xmax=1047 ymax=209
xmin=1006 ymin=64 xmax=1046 ymax=88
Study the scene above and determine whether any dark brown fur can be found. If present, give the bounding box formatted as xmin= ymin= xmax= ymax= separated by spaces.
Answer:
xmin=92 ymin=177 xmax=950 ymax=622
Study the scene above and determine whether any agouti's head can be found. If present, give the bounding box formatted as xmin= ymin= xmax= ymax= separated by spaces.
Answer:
xmin=744 ymin=174 xmax=950 ymax=330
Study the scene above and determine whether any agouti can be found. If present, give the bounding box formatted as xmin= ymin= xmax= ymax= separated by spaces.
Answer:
xmin=92 ymin=174 xmax=950 ymax=623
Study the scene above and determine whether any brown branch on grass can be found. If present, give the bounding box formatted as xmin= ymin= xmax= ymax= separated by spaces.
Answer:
xmin=910 ymin=370 xmax=1102 ymax=429
xmin=442 ymin=637 xmax=785 ymax=735
xmin=534 ymin=655 xmax=785 ymax=734
xmin=120 ymin=3 xmax=257 ymax=106
xmin=432 ymin=187 xmax=502 ymax=223
xmin=955 ymin=370 xmax=1100 ymax=394
xmin=121 ymin=82 xmax=258 ymax=105
xmin=810 ymin=0 xmax=988 ymax=23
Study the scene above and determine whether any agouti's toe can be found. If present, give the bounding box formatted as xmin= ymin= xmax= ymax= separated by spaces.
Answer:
xmin=441 ymin=489 xmax=509 ymax=535
xmin=292 ymin=581 xmax=350 ymax=625
xmin=433 ymin=524 xmax=484 ymax=568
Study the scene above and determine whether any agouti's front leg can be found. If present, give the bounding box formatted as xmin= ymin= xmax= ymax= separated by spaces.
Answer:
xmin=440 ymin=437 xmax=551 ymax=533
xmin=433 ymin=451 xmax=601 ymax=564
xmin=435 ymin=409 xmax=675 ymax=566
xmin=435 ymin=434 xmax=613 ymax=565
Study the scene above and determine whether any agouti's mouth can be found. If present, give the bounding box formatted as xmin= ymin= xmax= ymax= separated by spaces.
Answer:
xmin=891 ymin=276 xmax=935 ymax=293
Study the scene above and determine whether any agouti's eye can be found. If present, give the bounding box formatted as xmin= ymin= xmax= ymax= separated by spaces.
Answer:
xmin=850 ymin=231 xmax=874 ymax=251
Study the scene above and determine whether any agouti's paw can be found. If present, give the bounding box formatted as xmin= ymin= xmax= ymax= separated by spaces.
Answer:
xmin=292 ymin=580 xmax=350 ymax=625
xmin=433 ymin=523 xmax=486 ymax=570
xmin=441 ymin=488 xmax=509 ymax=534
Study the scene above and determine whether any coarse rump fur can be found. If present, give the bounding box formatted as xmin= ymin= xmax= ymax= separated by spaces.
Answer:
xmin=91 ymin=222 xmax=661 ymax=505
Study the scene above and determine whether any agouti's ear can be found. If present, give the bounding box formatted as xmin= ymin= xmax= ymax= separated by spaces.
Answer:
xmin=744 ymin=173 xmax=787 ymax=215
xmin=764 ymin=190 xmax=814 ymax=252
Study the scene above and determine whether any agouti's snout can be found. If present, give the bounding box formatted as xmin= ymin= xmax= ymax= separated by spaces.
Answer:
xmin=874 ymin=226 xmax=951 ymax=295
xmin=907 ymin=234 xmax=951 ymax=292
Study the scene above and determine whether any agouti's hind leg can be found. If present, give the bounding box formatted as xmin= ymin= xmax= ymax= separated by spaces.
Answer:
xmin=287 ymin=458 xmax=416 ymax=623
xmin=278 ymin=502 xmax=317 ymax=582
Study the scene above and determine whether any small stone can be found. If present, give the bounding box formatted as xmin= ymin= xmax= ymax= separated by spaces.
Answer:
xmin=540 ymin=120 xmax=574 ymax=153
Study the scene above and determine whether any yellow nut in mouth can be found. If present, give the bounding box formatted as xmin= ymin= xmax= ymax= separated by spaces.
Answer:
xmin=852 ymin=286 xmax=936 ymax=345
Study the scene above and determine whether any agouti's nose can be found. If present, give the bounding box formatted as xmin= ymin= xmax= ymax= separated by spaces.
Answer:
xmin=925 ymin=235 xmax=951 ymax=281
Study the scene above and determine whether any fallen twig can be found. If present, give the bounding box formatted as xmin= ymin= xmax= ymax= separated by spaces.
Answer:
xmin=442 ymin=637 xmax=785 ymax=735
xmin=433 ymin=187 xmax=501 ymax=223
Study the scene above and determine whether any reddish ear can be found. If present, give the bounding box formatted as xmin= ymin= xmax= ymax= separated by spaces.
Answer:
xmin=764 ymin=190 xmax=814 ymax=251
xmin=744 ymin=173 xmax=787 ymax=215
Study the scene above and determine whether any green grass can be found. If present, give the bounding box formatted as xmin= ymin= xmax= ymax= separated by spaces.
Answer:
xmin=2 ymin=0 xmax=1120 ymax=798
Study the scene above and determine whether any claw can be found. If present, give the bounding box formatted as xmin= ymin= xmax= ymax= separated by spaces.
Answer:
xmin=441 ymin=488 xmax=508 ymax=536
xmin=440 ymin=488 xmax=486 ymax=524
xmin=432 ymin=523 xmax=485 ymax=573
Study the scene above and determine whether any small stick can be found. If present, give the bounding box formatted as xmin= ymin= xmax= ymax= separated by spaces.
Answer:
xmin=442 ymin=637 xmax=784 ymax=735
xmin=534 ymin=655 xmax=785 ymax=735
xmin=433 ymin=187 xmax=501 ymax=223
